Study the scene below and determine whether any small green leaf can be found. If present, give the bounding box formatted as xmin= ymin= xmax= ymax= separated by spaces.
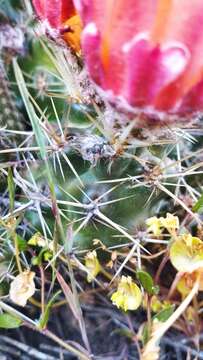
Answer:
xmin=137 ymin=270 xmax=156 ymax=295
xmin=31 ymin=248 xmax=49 ymax=266
xmin=17 ymin=235 xmax=27 ymax=252
xmin=0 ymin=313 xmax=22 ymax=329
xmin=152 ymin=285 xmax=160 ymax=295
xmin=43 ymin=251 xmax=52 ymax=261
xmin=32 ymin=256 xmax=40 ymax=266
xmin=154 ymin=305 xmax=175 ymax=322
xmin=7 ymin=168 xmax=15 ymax=212
xmin=38 ymin=290 xmax=61 ymax=329
xmin=141 ymin=323 xmax=150 ymax=345
xmin=13 ymin=59 xmax=46 ymax=161
xmin=193 ymin=193 xmax=203 ymax=213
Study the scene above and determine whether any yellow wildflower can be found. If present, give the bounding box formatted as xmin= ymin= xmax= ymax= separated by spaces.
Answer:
xmin=28 ymin=232 xmax=46 ymax=247
xmin=150 ymin=296 xmax=162 ymax=313
xmin=143 ymin=295 xmax=171 ymax=313
xmin=85 ymin=250 xmax=101 ymax=283
xmin=177 ymin=271 xmax=203 ymax=297
xmin=160 ymin=213 xmax=179 ymax=232
xmin=185 ymin=306 xmax=196 ymax=323
xmin=146 ymin=217 xmax=162 ymax=236
xmin=170 ymin=234 xmax=203 ymax=273
xmin=111 ymin=276 xmax=142 ymax=311
xmin=146 ymin=213 xmax=179 ymax=236
xmin=9 ymin=270 xmax=35 ymax=307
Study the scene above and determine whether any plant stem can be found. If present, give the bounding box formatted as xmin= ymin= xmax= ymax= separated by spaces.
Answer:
xmin=193 ymin=294 xmax=200 ymax=351
xmin=66 ymin=256 xmax=91 ymax=354
xmin=13 ymin=231 xmax=23 ymax=273
xmin=0 ymin=300 xmax=36 ymax=326
xmin=142 ymin=279 xmax=199 ymax=358
xmin=146 ymin=294 xmax=152 ymax=334
xmin=100 ymin=267 xmax=113 ymax=281
xmin=167 ymin=271 xmax=183 ymax=300
xmin=42 ymin=328 xmax=91 ymax=360
xmin=0 ymin=300 xmax=91 ymax=360
xmin=155 ymin=251 xmax=169 ymax=284
xmin=39 ymin=265 xmax=45 ymax=318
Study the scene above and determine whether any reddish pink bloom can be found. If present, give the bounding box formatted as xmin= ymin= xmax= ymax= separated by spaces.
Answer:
xmin=74 ymin=0 xmax=203 ymax=121
xmin=32 ymin=0 xmax=76 ymax=28
xmin=32 ymin=0 xmax=82 ymax=52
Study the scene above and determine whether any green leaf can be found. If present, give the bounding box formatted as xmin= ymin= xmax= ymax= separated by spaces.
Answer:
xmin=13 ymin=59 xmax=47 ymax=160
xmin=43 ymin=251 xmax=52 ymax=261
xmin=17 ymin=235 xmax=27 ymax=252
xmin=31 ymin=256 xmax=40 ymax=266
xmin=137 ymin=270 xmax=156 ymax=295
xmin=7 ymin=168 xmax=15 ymax=212
xmin=0 ymin=313 xmax=22 ymax=329
xmin=154 ymin=305 xmax=175 ymax=322
xmin=193 ymin=193 xmax=203 ymax=213
xmin=141 ymin=323 xmax=150 ymax=345
xmin=38 ymin=290 xmax=61 ymax=329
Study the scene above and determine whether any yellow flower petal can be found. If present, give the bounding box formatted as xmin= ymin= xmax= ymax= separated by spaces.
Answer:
xmin=177 ymin=273 xmax=195 ymax=297
xmin=9 ymin=270 xmax=35 ymax=307
xmin=160 ymin=213 xmax=179 ymax=231
xmin=170 ymin=234 xmax=203 ymax=273
xmin=146 ymin=217 xmax=162 ymax=236
xmin=111 ymin=276 xmax=142 ymax=311
xmin=177 ymin=270 xmax=203 ymax=297
xmin=85 ymin=250 xmax=101 ymax=283
xmin=28 ymin=232 xmax=46 ymax=247
xmin=150 ymin=296 xmax=163 ymax=313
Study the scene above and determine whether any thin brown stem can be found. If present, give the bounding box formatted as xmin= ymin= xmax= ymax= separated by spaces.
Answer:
xmin=155 ymin=251 xmax=169 ymax=284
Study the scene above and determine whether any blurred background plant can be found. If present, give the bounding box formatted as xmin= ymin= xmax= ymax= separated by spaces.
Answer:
xmin=0 ymin=1 xmax=203 ymax=359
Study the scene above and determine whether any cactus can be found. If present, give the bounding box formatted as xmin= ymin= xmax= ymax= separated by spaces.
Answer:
xmin=0 ymin=1 xmax=203 ymax=359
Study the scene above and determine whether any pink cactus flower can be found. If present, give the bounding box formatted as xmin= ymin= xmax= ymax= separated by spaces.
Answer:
xmin=73 ymin=0 xmax=203 ymax=124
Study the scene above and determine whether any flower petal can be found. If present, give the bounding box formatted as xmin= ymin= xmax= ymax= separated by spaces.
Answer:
xmin=153 ymin=0 xmax=203 ymax=111
xmin=9 ymin=271 xmax=36 ymax=307
xmin=33 ymin=0 xmax=76 ymax=28
xmin=178 ymin=78 xmax=203 ymax=113
xmin=76 ymin=0 xmax=203 ymax=119
xmin=82 ymin=22 xmax=105 ymax=85
xmin=123 ymin=38 xmax=189 ymax=107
